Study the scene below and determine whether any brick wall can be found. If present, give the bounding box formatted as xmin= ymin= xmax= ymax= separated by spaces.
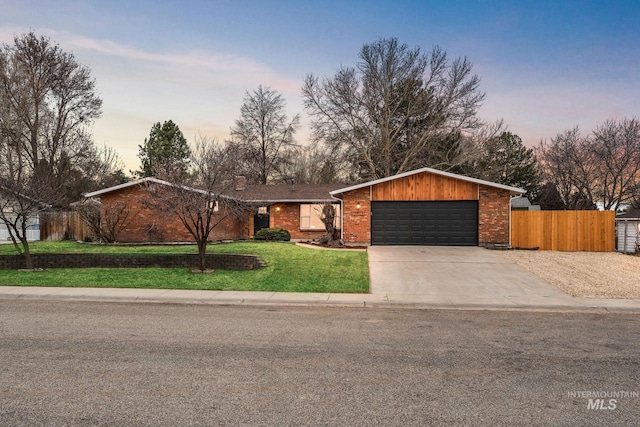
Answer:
xmin=341 ymin=187 xmax=371 ymax=244
xmin=99 ymin=185 xmax=248 ymax=243
xmin=478 ymin=185 xmax=511 ymax=245
xmin=269 ymin=203 xmax=326 ymax=240
xmin=0 ymin=253 xmax=265 ymax=270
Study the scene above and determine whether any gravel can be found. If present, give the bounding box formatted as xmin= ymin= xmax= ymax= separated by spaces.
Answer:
xmin=498 ymin=250 xmax=640 ymax=299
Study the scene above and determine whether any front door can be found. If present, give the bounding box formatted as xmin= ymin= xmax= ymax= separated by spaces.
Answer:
xmin=254 ymin=206 xmax=270 ymax=235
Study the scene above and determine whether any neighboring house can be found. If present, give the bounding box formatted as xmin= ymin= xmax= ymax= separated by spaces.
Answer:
xmin=0 ymin=213 xmax=40 ymax=242
xmin=615 ymin=209 xmax=640 ymax=253
xmin=510 ymin=196 xmax=541 ymax=211
xmin=0 ymin=190 xmax=43 ymax=242
xmin=330 ymin=167 xmax=525 ymax=246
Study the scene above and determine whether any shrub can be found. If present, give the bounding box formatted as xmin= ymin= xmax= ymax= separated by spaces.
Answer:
xmin=254 ymin=228 xmax=291 ymax=241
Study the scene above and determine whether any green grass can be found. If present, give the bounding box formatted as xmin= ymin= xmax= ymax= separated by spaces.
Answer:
xmin=0 ymin=241 xmax=369 ymax=293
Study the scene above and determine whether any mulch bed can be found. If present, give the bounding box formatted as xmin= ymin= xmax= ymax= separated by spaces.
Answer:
xmin=297 ymin=241 xmax=368 ymax=250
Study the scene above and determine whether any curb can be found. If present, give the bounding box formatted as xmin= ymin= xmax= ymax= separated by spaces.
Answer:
xmin=2 ymin=287 xmax=640 ymax=314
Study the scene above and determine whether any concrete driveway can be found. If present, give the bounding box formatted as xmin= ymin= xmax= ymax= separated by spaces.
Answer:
xmin=368 ymin=246 xmax=578 ymax=307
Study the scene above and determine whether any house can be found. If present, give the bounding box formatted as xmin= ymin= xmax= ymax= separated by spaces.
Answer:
xmin=0 ymin=189 xmax=44 ymax=242
xmin=0 ymin=214 xmax=40 ymax=242
xmin=83 ymin=177 xmax=343 ymax=243
xmin=615 ymin=209 xmax=640 ymax=253
xmin=84 ymin=168 xmax=525 ymax=246
xmin=330 ymin=167 xmax=525 ymax=246
xmin=510 ymin=196 xmax=541 ymax=211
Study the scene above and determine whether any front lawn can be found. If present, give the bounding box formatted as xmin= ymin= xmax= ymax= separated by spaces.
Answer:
xmin=0 ymin=241 xmax=369 ymax=293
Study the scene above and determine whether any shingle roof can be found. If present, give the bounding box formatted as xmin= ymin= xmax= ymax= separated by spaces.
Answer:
xmin=84 ymin=178 xmax=343 ymax=204
xmin=226 ymin=184 xmax=343 ymax=203
xmin=617 ymin=208 xmax=640 ymax=219
xmin=511 ymin=196 xmax=532 ymax=208
xmin=83 ymin=177 xmax=209 ymax=198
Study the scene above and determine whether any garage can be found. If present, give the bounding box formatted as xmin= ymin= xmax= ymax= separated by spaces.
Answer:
xmin=330 ymin=167 xmax=525 ymax=246
xmin=371 ymin=200 xmax=478 ymax=246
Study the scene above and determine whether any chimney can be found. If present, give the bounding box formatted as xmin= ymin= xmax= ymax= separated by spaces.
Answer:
xmin=290 ymin=179 xmax=295 ymax=192
xmin=234 ymin=176 xmax=246 ymax=191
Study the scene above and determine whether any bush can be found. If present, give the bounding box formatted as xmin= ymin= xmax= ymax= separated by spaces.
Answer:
xmin=254 ymin=228 xmax=291 ymax=241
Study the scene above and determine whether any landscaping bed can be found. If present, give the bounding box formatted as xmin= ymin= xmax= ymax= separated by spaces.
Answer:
xmin=0 ymin=253 xmax=264 ymax=270
xmin=0 ymin=241 xmax=369 ymax=293
xmin=499 ymin=250 xmax=640 ymax=299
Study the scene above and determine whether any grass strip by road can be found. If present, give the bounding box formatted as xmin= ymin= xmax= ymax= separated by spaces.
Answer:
xmin=0 ymin=241 xmax=369 ymax=293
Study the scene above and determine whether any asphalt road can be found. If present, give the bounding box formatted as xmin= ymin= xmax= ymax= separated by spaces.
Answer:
xmin=1 ymin=301 xmax=638 ymax=426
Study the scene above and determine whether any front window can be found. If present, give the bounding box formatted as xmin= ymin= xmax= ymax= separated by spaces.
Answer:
xmin=299 ymin=204 xmax=341 ymax=230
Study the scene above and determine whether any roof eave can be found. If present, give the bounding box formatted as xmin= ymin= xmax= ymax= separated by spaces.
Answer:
xmin=243 ymin=199 xmax=338 ymax=204
xmin=84 ymin=177 xmax=210 ymax=198
xmin=329 ymin=167 xmax=526 ymax=196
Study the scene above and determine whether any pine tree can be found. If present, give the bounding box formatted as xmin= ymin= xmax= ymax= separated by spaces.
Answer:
xmin=136 ymin=120 xmax=190 ymax=178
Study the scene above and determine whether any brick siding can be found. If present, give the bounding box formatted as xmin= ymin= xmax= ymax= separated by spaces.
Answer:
xmin=270 ymin=203 xmax=327 ymax=240
xmin=478 ymin=185 xmax=511 ymax=245
xmin=99 ymin=185 xmax=248 ymax=243
xmin=341 ymin=188 xmax=371 ymax=244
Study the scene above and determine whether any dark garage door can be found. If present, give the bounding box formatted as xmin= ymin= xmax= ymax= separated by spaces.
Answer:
xmin=371 ymin=201 xmax=478 ymax=246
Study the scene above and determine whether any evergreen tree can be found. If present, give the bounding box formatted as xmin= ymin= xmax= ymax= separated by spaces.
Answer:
xmin=476 ymin=132 xmax=540 ymax=199
xmin=136 ymin=120 xmax=190 ymax=178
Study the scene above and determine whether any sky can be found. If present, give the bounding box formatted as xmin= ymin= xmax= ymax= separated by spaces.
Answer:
xmin=2 ymin=0 xmax=639 ymax=172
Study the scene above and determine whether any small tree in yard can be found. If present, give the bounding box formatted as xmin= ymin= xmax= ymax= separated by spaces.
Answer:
xmin=0 ymin=185 xmax=50 ymax=270
xmin=152 ymin=136 xmax=245 ymax=272
xmin=75 ymin=199 xmax=135 ymax=243
xmin=319 ymin=203 xmax=341 ymax=245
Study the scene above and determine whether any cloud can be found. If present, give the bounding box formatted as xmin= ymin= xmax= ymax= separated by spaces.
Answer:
xmin=0 ymin=25 xmax=308 ymax=171
xmin=0 ymin=25 xmax=301 ymax=93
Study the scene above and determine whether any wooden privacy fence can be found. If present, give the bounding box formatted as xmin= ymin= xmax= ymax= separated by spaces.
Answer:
xmin=511 ymin=211 xmax=615 ymax=252
xmin=40 ymin=211 xmax=93 ymax=242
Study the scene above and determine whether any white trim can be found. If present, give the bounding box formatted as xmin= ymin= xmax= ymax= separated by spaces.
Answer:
xmin=329 ymin=167 xmax=526 ymax=196
xmin=243 ymin=199 xmax=336 ymax=204
xmin=331 ymin=195 xmax=344 ymax=241
xmin=84 ymin=177 xmax=165 ymax=197
xmin=84 ymin=177 xmax=209 ymax=198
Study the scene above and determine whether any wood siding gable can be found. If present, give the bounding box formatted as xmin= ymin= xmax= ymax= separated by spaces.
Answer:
xmin=371 ymin=171 xmax=478 ymax=201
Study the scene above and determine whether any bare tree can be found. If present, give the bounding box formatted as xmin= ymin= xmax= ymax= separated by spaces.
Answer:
xmin=277 ymin=143 xmax=346 ymax=184
xmin=75 ymin=199 xmax=134 ymax=243
xmin=537 ymin=118 xmax=640 ymax=210
xmin=90 ymin=144 xmax=128 ymax=189
xmin=319 ymin=203 xmax=341 ymax=245
xmin=228 ymin=86 xmax=300 ymax=184
xmin=0 ymin=183 xmax=50 ymax=269
xmin=0 ymin=32 xmax=103 ymax=266
xmin=303 ymin=37 xmax=485 ymax=180
xmin=591 ymin=118 xmax=640 ymax=210
xmin=153 ymin=137 xmax=246 ymax=272
xmin=536 ymin=128 xmax=595 ymax=209
xmin=0 ymin=32 xmax=103 ymax=206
